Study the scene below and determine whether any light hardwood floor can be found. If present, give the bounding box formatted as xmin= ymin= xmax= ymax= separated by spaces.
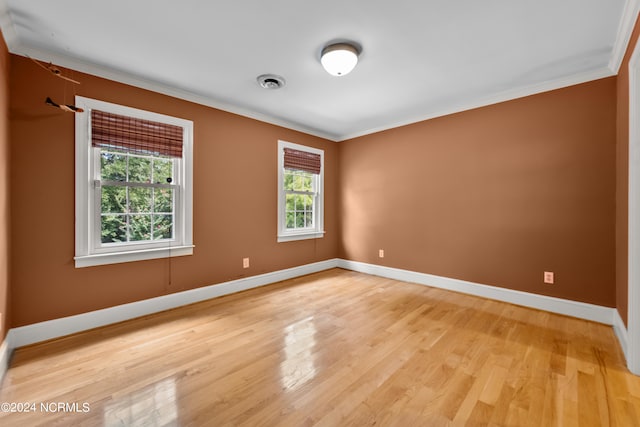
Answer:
xmin=0 ymin=268 xmax=638 ymax=426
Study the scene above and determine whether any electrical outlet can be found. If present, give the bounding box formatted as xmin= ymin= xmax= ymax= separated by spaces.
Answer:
xmin=379 ymin=249 xmax=384 ymax=258
xmin=544 ymin=271 xmax=554 ymax=284
xmin=243 ymin=257 xmax=250 ymax=269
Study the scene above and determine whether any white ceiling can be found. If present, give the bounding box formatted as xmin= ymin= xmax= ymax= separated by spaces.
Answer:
xmin=0 ymin=0 xmax=634 ymax=141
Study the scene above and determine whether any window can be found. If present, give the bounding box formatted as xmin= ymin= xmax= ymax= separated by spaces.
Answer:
xmin=75 ymin=97 xmax=193 ymax=267
xmin=277 ymin=140 xmax=324 ymax=242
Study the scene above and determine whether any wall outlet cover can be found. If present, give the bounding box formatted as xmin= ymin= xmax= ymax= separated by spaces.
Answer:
xmin=544 ymin=271 xmax=554 ymax=284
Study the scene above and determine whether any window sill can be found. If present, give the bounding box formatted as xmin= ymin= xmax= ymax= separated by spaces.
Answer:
xmin=75 ymin=245 xmax=194 ymax=268
xmin=277 ymin=231 xmax=325 ymax=243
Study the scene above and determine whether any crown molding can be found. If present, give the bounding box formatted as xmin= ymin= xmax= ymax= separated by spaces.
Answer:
xmin=5 ymin=43 xmax=341 ymax=142
xmin=338 ymin=67 xmax=615 ymax=141
xmin=0 ymin=0 xmax=18 ymax=51
xmin=609 ymin=0 xmax=640 ymax=73
xmin=0 ymin=0 xmax=629 ymax=142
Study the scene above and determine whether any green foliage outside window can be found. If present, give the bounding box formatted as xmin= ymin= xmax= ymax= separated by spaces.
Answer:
xmin=99 ymin=149 xmax=175 ymax=244
xmin=284 ymin=169 xmax=315 ymax=230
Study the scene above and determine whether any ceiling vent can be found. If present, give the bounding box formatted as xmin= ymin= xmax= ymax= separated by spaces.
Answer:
xmin=257 ymin=74 xmax=286 ymax=89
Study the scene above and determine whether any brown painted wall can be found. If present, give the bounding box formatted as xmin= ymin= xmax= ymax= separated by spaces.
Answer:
xmin=9 ymin=55 xmax=338 ymax=327
xmin=339 ymin=78 xmax=617 ymax=306
xmin=0 ymin=34 xmax=9 ymax=341
xmin=7 ymin=51 xmax=622 ymax=327
xmin=616 ymin=17 xmax=640 ymax=327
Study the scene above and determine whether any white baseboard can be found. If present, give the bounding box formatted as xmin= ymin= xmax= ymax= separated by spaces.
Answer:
xmin=3 ymin=258 xmax=620 ymax=366
xmin=613 ymin=309 xmax=629 ymax=362
xmin=0 ymin=332 xmax=11 ymax=387
xmin=337 ymin=260 xmax=615 ymax=325
xmin=9 ymin=259 xmax=339 ymax=349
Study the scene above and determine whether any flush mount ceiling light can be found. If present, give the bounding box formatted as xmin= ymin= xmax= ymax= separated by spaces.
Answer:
xmin=320 ymin=42 xmax=360 ymax=77
xmin=257 ymin=74 xmax=286 ymax=89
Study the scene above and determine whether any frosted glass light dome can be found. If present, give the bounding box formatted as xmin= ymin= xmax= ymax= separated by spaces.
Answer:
xmin=321 ymin=43 xmax=359 ymax=77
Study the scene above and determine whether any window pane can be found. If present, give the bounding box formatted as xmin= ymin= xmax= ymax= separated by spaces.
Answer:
xmin=302 ymin=175 xmax=312 ymax=191
xmin=285 ymin=171 xmax=312 ymax=191
xmin=101 ymin=186 xmax=126 ymax=214
xmin=293 ymin=174 xmax=302 ymax=191
xmin=295 ymin=195 xmax=305 ymax=210
xmin=129 ymin=187 xmax=152 ymax=213
xmin=128 ymin=156 xmax=151 ymax=183
xmin=304 ymin=195 xmax=314 ymax=210
xmin=284 ymin=171 xmax=294 ymax=190
xmin=153 ymin=158 xmax=173 ymax=184
xmin=285 ymin=194 xmax=295 ymax=212
xmin=101 ymin=215 xmax=126 ymax=243
xmin=154 ymin=188 xmax=173 ymax=213
xmin=305 ymin=212 xmax=313 ymax=228
xmin=295 ymin=212 xmax=305 ymax=228
xmin=153 ymin=214 xmax=173 ymax=240
xmin=101 ymin=152 xmax=126 ymax=181
xmin=286 ymin=211 xmax=294 ymax=229
xmin=129 ymin=214 xmax=151 ymax=241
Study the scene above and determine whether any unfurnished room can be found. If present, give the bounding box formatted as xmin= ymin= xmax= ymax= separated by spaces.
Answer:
xmin=0 ymin=1 xmax=639 ymax=426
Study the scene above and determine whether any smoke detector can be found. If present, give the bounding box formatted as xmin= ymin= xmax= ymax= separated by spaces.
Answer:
xmin=257 ymin=74 xmax=286 ymax=89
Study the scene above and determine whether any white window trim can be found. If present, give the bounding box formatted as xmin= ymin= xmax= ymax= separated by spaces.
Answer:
xmin=74 ymin=96 xmax=194 ymax=268
xmin=277 ymin=140 xmax=325 ymax=242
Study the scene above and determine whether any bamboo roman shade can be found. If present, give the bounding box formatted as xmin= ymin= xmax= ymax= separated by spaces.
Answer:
xmin=283 ymin=148 xmax=321 ymax=174
xmin=91 ymin=110 xmax=183 ymax=158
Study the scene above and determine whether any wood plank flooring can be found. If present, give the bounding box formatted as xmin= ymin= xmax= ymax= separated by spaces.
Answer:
xmin=0 ymin=268 xmax=638 ymax=426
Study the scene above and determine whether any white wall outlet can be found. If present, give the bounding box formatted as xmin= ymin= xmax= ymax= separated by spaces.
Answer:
xmin=544 ymin=271 xmax=554 ymax=284
xmin=243 ymin=257 xmax=250 ymax=269
xmin=379 ymin=249 xmax=384 ymax=258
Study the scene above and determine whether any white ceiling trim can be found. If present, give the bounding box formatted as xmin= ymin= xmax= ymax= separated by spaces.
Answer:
xmin=0 ymin=0 xmax=340 ymax=140
xmin=0 ymin=0 xmax=17 ymax=51
xmin=609 ymin=0 xmax=640 ymax=73
xmin=6 ymin=43 xmax=342 ymax=141
xmin=0 ymin=1 xmax=632 ymax=142
xmin=9 ymin=42 xmax=617 ymax=143
xmin=339 ymin=66 xmax=615 ymax=141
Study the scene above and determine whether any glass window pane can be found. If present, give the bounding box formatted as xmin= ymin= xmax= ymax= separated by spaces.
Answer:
xmin=153 ymin=158 xmax=173 ymax=184
xmin=284 ymin=171 xmax=294 ymax=190
xmin=286 ymin=211 xmax=294 ymax=229
xmin=295 ymin=212 xmax=305 ymax=228
xmin=101 ymin=186 xmax=126 ymax=214
xmin=295 ymin=196 xmax=305 ymax=210
xmin=293 ymin=174 xmax=303 ymax=191
xmin=302 ymin=175 xmax=312 ymax=191
xmin=129 ymin=214 xmax=151 ymax=241
xmin=285 ymin=194 xmax=295 ymax=212
xmin=101 ymin=152 xmax=126 ymax=181
xmin=154 ymin=188 xmax=173 ymax=213
xmin=304 ymin=195 xmax=314 ymax=210
xmin=129 ymin=187 xmax=152 ymax=213
xmin=305 ymin=212 xmax=313 ymax=228
xmin=153 ymin=214 xmax=173 ymax=240
xmin=128 ymin=156 xmax=151 ymax=183
xmin=101 ymin=215 xmax=126 ymax=243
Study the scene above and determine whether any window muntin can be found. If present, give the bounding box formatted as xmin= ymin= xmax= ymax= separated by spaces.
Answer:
xmin=75 ymin=97 xmax=193 ymax=267
xmin=98 ymin=148 xmax=176 ymax=246
xmin=277 ymin=141 xmax=324 ymax=242
xmin=284 ymin=169 xmax=317 ymax=231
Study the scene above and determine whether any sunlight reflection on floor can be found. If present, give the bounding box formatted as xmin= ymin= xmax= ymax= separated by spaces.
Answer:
xmin=103 ymin=377 xmax=178 ymax=426
xmin=280 ymin=316 xmax=318 ymax=392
